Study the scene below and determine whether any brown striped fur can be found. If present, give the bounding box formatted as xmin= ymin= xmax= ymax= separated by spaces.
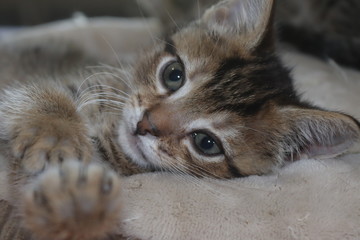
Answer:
xmin=0 ymin=0 xmax=359 ymax=239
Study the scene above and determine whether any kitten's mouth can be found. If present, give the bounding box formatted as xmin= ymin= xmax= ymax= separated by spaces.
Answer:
xmin=118 ymin=122 xmax=154 ymax=167
xmin=130 ymin=133 xmax=150 ymax=163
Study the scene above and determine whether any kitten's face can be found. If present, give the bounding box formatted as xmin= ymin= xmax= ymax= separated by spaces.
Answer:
xmin=119 ymin=0 xmax=360 ymax=177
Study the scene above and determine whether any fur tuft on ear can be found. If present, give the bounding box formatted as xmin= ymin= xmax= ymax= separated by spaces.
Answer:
xmin=279 ymin=108 xmax=360 ymax=161
xmin=202 ymin=0 xmax=275 ymax=49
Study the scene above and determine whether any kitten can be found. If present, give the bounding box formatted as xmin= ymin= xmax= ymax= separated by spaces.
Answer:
xmin=0 ymin=0 xmax=359 ymax=239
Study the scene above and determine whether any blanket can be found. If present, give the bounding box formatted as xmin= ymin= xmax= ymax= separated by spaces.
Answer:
xmin=0 ymin=17 xmax=360 ymax=240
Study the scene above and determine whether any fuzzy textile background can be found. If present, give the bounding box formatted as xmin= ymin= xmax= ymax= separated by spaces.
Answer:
xmin=0 ymin=17 xmax=360 ymax=240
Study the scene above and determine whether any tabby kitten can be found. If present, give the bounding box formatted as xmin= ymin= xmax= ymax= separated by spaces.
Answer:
xmin=0 ymin=0 xmax=359 ymax=239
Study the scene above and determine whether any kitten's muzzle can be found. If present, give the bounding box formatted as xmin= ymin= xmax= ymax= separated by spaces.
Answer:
xmin=135 ymin=104 xmax=177 ymax=137
xmin=135 ymin=111 xmax=160 ymax=137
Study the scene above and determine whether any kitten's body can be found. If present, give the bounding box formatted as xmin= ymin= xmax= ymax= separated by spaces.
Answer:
xmin=0 ymin=0 xmax=360 ymax=239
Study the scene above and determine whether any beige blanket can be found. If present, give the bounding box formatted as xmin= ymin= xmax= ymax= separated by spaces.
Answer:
xmin=1 ymin=17 xmax=360 ymax=240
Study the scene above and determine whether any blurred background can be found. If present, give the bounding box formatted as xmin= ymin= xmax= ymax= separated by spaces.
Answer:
xmin=0 ymin=0 xmax=215 ymax=29
xmin=1 ymin=1 xmax=359 ymax=70
xmin=0 ymin=0 xmax=147 ymax=26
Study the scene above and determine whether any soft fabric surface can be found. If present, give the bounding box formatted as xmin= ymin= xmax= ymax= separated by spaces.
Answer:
xmin=1 ymin=17 xmax=360 ymax=240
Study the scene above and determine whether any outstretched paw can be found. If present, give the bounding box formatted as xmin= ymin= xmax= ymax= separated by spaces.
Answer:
xmin=11 ymin=119 xmax=92 ymax=174
xmin=22 ymin=160 xmax=122 ymax=240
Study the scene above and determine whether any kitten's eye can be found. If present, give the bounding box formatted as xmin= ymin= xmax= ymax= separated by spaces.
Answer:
xmin=162 ymin=61 xmax=185 ymax=91
xmin=191 ymin=132 xmax=223 ymax=156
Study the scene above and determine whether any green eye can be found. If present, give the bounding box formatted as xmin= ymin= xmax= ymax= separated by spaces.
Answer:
xmin=162 ymin=61 xmax=185 ymax=91
xmin=191 ymin=132 xmax=223 ymax=156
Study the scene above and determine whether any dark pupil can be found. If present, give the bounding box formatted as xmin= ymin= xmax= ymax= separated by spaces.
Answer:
xmin=169 ymin=68 xmax=183 ymax=82
xmin=200 ymin=136 xmax=215 ymax=150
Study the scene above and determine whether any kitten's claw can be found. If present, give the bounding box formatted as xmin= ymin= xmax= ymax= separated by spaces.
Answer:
xmin=22 ymin=160 xmax=122 ymax=240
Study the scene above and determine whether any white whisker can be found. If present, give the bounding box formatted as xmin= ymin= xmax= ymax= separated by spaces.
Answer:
xmin=99 ymin=35 xmax=123 ymax=70
xmin=78 ymin=85 xmax=131 ymax=98
xmin=135 ymin=0 xmax=159 ymax=46
xmin=77 ymin=99 xmax=126 ymax=112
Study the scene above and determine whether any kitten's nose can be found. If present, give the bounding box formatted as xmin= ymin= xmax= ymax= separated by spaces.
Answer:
xmin=135 ymin=111 xmax=160 ymax=136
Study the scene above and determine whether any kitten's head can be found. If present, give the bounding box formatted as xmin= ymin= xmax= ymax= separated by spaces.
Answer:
xmin=119 ymin=0 xmax=360 ymax=177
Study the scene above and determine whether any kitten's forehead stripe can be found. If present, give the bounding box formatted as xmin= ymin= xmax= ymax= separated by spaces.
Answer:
xmin=198 ymin=54 xmax=297 ymax=116
xmin=214 ymin=57 xmax=247 ymax=80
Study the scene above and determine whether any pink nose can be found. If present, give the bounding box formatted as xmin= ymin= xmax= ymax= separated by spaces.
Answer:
xmin=135 ymin=111 xmax=160 ymax=136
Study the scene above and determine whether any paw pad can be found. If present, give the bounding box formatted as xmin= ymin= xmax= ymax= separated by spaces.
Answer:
xmin=23 ymin=160 xmax=122 ymax=240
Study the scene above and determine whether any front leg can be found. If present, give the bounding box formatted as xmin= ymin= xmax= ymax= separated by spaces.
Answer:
xmin=0 ymin=85 xmax=93 ymax=176
xmin=0 ymin=85 xmax=123 ymax=239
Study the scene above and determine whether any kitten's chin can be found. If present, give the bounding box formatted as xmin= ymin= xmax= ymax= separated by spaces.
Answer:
xmin=118 ymin=123 xmax=147 ymax=167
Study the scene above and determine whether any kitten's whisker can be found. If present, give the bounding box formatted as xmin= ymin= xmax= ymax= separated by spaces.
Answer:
xmin=155 ymin=153 xmax=227 ymax=198
xmin=135 ymin=0 xmax=159 ymax=46
xmin=156 ymin=152 xmax=196 ymax=180
xmin=130 ymin=143 xmax=229 ymax=201
xmin=85 ymin=66 xmax=134 ymax=84
xmin=77 ymin=96 xmax=126 ymax=106
xmin=97 ymin=63 xmax=135 ymax=74
xmin=77 ymin=91 xmax=129 ymax=104
xmin=80 ymin=71 xmax=134 ymax=92
xmin=76 ymin=96 xmax=127 ymax=108
xmin=90 ymin=63 xmax=136 ymax=87
xmin=76 ymin=90 xmax=127 ymax=106
xmin=77 ymin=99 xmax=126 ymax=111
xmin=77 ymin=103 xmax=124 ymax=112
xmin=75 ymin=72 xmax=123 ymax=100
xmin=181 ymin=162 xmax=222 ymax=179
xmin=77 ymin=85 xmax=129 ymax=96
xmin=77 ymin=82 xmax=131 ymax=97
xmin=77 ymin=99 xmax=126 ymax=110
xmin=161 ymin=162 xmax=208 ymax=191
xmin=76 ymin=74 xmax=102 ymax=98
xmin=163 ymin=7 xmax=181 ymax=33
xmin=77 ymin=89 xmax=130 ymax=101
xmin=169 ymin=160 xmax=233 ymax=200
xmin=98 ymin=64 xmax=136 ymax=91
xmin=77 ymin=105 xmax=124 ymax=114
xmin=83 ymin=71 xmax=133 ymax=92
xmin=95 ymin=110 xmax=124 ymax=116
xmin=83 ymin=93 xmax=128 ymax=102
xmin=99 ymin=35 xmax=123 ymax=70
xmin=104 ymin=73 xmax=135 ymax=92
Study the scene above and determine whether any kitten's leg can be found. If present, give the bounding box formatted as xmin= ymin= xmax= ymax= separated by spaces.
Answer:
xmin=0 ymin=85 xmax=123 ymax=238
xmin=22 ymin=160 xmax=122 ymax=240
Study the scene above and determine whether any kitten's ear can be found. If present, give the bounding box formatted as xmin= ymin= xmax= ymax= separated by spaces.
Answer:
xmin=202 ymin=0 xmax=275 ymax=51
xmin=279 ymin=107 xmax=360 ymax=160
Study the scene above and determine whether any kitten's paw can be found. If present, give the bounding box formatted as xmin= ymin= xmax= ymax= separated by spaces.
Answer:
xmin=11 ymin=119 xmax=92 ymax=174
xmin=22 ymin=160 xmax=122 ymax=240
